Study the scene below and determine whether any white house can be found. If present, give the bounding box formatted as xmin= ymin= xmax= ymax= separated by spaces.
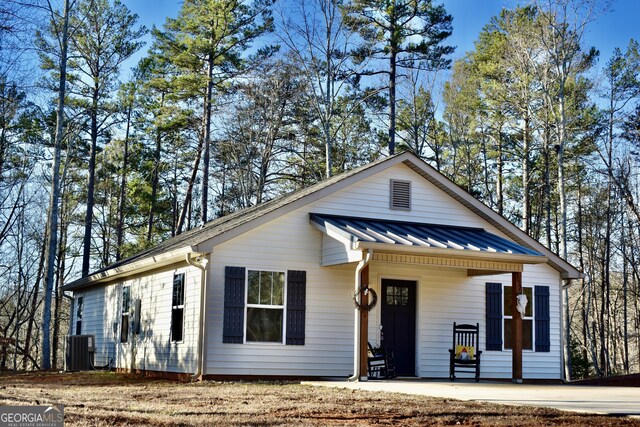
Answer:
xmin=63 ymin=152 xmax=581 ymax=381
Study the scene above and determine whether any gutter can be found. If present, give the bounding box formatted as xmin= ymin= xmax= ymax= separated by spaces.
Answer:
xmin=63 ymin=246 xmax=197 ymax=291
xmin=348 ymin=249 xmax=373 ymax=382
xmin=186 ymin=253 xmax=209 ymax=380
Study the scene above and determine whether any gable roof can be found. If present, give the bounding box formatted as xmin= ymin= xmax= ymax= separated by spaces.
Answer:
xmin=64 ymin=152 xmax=581 ymax=291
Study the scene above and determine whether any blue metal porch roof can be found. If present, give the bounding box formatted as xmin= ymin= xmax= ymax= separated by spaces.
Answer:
xmin=310 ymin=213 xmax=542 ymax=257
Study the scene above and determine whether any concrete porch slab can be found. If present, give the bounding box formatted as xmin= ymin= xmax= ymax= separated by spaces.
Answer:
xmin=304 ymin=379 xmax=640 ymax=417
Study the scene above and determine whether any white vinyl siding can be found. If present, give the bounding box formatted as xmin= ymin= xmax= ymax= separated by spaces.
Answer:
xmin=71 ymin=264 xmax=202 ymax=374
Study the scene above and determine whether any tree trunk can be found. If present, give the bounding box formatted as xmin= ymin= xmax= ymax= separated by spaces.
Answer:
xmin=116 ymin=103 xmax=132 ymax=261
xmin=557 ymin=80 xmax=567 ymax=260
xmin=324 ymin=14 xmax=333 ymax=178
xmin=200 ymin=50 xmax=214 ymax=225
xmin=147 ymin=126 xmax=162 ymax=242
xmin=576 ymin=179 xmax=589 ymax=367
xmin=176 ymin=136 xmax=203 ymax=235
xmin=522 ymin=114 xmax=530 ymax=234
xmin=42 ymin=0 xmax=70 ymax=370
xmin=388 ymin=45 xmax=397 ymax=155
xmin=24 ymin=230 xmax=47 ymax=370
xmin=622 ymin=202 xmax=629 ymax=373
xmin=497 ymin=127 xmax=503 ymax=216
xmin=51 ymin=269 xmax=60 ymax=370
xmin=544 ymin=120 xmax=552 ymax=248
xmin=52 ymin=192 xmax=69 ymax=370
xmin=81 ymin=82 xmax=100 ymax=277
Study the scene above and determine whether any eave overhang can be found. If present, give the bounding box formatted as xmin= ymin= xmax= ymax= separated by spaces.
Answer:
xmin=63 ymin=246 xmax=203 ymax=292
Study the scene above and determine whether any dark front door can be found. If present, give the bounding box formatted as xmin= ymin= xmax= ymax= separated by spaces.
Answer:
xmin=381 ymin=279 xmax=416 ymax=376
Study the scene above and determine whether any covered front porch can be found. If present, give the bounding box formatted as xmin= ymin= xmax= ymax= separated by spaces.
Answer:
xmin=310 ymin=213 xmax=552 ymax=382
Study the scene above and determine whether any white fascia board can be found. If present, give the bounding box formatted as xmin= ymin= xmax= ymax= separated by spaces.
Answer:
xmin=64 ymin=246 xmax=199 ymax=291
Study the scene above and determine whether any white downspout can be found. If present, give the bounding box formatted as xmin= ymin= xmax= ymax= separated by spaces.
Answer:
xmin=348 ymin=249 xmax=373 ymax=382
xmin=561 ymin=279 xmax=572 ymax=383
xmin=186 ymin=253 xmax=209 ymax=380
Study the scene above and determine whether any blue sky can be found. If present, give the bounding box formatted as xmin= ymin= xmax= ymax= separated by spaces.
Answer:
xmin=123 ymin=0 xmax=639 ymax=77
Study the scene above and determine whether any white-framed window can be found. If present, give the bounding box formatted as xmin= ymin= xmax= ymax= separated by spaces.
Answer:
xmin=75 ymin=296 xmax=83 ymax=335
xmin=121 ymin=286 xmax=130 ymax=343
xmin=503 ymin=285 xmax=533 ymax=350
xmin=171 ymin=273 xmax=185 ymax=342
xmin=245 ymin=270 xmax=286 ymax=343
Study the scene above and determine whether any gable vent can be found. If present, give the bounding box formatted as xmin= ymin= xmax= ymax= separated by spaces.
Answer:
xmin=390 ymin=179 xmax=411 ymax=211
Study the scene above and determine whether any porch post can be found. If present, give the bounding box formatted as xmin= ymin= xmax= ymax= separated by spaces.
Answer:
xmin=359 ymin=264 xmax=369 ymax=380
xmin=512 ymin=271 xmax=523 ymax=383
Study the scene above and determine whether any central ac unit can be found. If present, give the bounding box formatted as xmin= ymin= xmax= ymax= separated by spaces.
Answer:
xmin=65 ymin=334 xmax=95 ymax=371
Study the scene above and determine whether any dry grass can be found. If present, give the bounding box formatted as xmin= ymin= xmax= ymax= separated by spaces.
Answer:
xmin=1 ymin=371 xmax=639 ymax=426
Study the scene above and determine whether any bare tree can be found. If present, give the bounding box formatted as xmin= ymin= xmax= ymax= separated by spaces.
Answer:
xmin=40 ymin=0 xmax=72 ymax=371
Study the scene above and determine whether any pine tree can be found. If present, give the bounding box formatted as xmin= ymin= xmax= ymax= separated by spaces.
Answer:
xmin=343 ymin=0 xmax=454 ymax=154
xmin=67 ymin=0 xmax=146 ymax=277
xmin=155 ymin=0 xmax=275 ymax=229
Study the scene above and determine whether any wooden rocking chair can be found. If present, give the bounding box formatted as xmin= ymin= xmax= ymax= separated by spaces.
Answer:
xmin=448 ymin=322 xmax=482 ymax=382
xmin=367 ymin=342 xmax=396 ymax=379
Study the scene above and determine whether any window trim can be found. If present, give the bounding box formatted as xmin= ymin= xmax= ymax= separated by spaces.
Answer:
xmin=243 ymin=269 xmax=287 ymax=344
xmin=502 ymin=285 xmax=534 ymax=351
xmin=171 ymin=272 xmax=185 ymax=343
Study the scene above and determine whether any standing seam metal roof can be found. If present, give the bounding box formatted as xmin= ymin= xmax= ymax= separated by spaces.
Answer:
xmin=310 ymin=213 xmax=543 ymax=257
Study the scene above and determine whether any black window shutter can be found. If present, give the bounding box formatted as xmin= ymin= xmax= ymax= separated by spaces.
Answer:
xmin=223 ymin=266 xmax=246 ymax=343
xmin=286 ymin=270 xmax=306 ymax=345
xmin=486 ymin=282 xmax=503 ymax=351
xmin=534 ymin=285 xmax=551 ymax=352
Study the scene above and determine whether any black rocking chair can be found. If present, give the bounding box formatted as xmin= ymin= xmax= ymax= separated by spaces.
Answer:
xmin=448 ymin=322 xmax=482 ymax=382
xmin=367 ymin=342 xmax=396 ymax=379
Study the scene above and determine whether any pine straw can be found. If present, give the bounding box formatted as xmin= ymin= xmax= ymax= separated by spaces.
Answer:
xmin=1 ymin=371 xmax=638 ymax=426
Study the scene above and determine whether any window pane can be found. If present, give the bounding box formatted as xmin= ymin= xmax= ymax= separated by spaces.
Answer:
xmin=121 ymin=315 xmax=129 ymax=343
xmin=504 ymin=286 xmax=532 ymax=317
xmin=76 ymin=297 xmax=83 ymax=319
xmin=524 ymin=287 xmax=533 ymax=317
xmin=385 ymin=286 xmax=395 ymax=305
xmin=260 ymin=271 xmax=272 ymax=305
xmin=386 ymin=286 xmax=409 ymax=306
xmin=248 ymin=270 xmax=260 ymax=304
xmin=504 ymin=319 xmax=533 ymax=350
xmin=272 ymin=272 xmax=284 ymax=306
xmin=173 ymin=274 xmax=185 ymax=306
xmin=246 ymin=308 xmax=283 ymax=342
xmin=399 ymin=287 xmax=408 ymax=305
xmin=523 ymin=319 xmax=532 ymax=349
xmin=122 ymin=287 xmax=130 ymax=313
xmin=504 ymin=286 xmax=512 ymax=316
xmin=172 ymin=307 xmax=184 ymax=342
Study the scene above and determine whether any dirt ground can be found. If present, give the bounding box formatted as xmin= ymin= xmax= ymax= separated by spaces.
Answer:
xmin=1 ymin=372 xmax=639 ymax=426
